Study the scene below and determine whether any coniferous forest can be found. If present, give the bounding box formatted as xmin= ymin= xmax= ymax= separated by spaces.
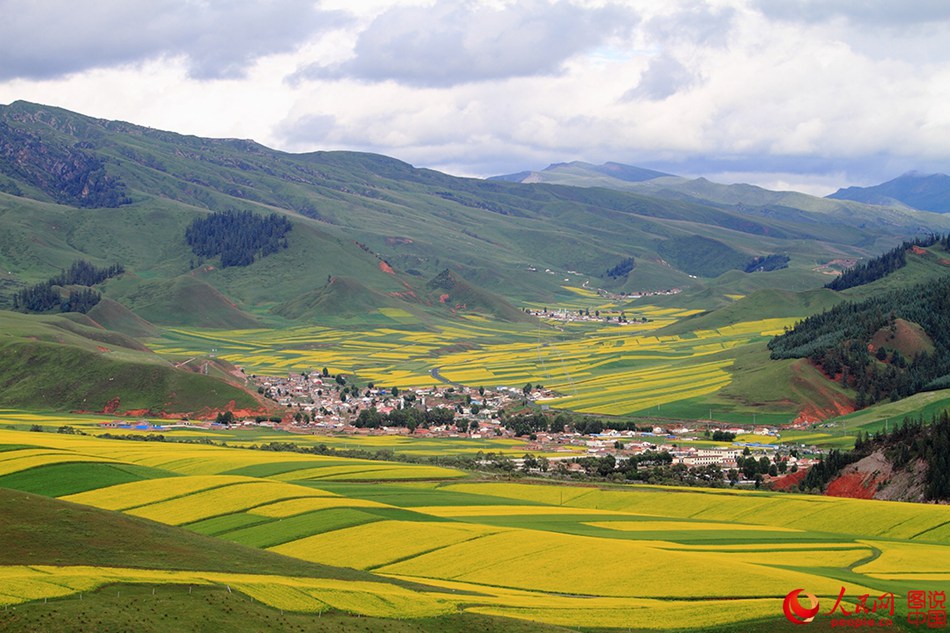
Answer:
xmin=12 ymin=260 xmax=124 ymax=314
xmin=769 ymin=275 xmax=950 ymax=407
xmin=185 ymin=209 xmax=292 ymax=268
xmin=825 ymin=234 xmax=947 ymax=290
xmin=605 ymin=257 xmax=636 ymax=279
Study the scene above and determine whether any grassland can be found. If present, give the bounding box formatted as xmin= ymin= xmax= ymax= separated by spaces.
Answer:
xmin=1 ymin=424 xmax=947 ymax=631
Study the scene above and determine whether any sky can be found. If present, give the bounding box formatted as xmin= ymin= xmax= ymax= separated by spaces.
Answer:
xmin=2 ymin=0 xmax=950 ymax=196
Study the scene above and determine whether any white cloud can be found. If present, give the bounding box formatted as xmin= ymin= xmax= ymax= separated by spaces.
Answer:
xmin=0 ymin=0 xmax=346 ymax=80
xmin=296 ymin=0 xmax=636 ymax=86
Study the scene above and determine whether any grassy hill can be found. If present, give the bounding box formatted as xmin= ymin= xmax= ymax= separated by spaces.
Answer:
xmin=0 ymin=311 xmax=261 ymax=414
xmin=272 ymin=275 xmax=418 ymax=321
xmin=426 ymin=269 xmax=535 ymax=323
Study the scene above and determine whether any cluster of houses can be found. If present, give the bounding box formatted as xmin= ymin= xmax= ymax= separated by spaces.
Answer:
xmin=254 ymin=371 xmax=543 ymax=436
xmin=522 ymin=425 xmax=797 ymax=469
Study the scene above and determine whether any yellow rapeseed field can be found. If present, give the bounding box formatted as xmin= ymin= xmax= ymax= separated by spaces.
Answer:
xmin=61 ymin=475 xmax=259 ymax=510
xmin=377 ymin=529 xmax=874 ymax=598
xmin=271 ymin=520 xmax=501 ymax=570
xmin=127 ymin=480 xmax=328 ymax=525
xmin=854 ymin=540 xmax=950 ymax=574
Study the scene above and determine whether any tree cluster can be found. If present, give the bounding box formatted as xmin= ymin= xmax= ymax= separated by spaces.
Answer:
xmin=769 ymin=276 xmax=950 ymax=407
xmin=825 ymin=235 xmax=944 ymax=291
xmin=185 ymin=209 xmax=292 ymax=268
xmin=557 ymin=451 xmax=728 ymax=487
xmin=743 ymin=254 xmax=789 ymax=273
xmin=605 ymin=256 xmax=635 ymax=279
xmin=500 ymin=412 xmax=655 ymax=437
xmin=797 ymin=449 xmax=857 ymax=492
xmin=736 ymin=452 xmax=782 ymax=479
xmin=354 ymin=406 xmax=455 ymax=432
xmin=12 ymin=259 xmax=123 ymax=314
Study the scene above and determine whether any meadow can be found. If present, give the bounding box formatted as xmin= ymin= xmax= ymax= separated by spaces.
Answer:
xmin=1 ymin=423 xmax=947 ymax=631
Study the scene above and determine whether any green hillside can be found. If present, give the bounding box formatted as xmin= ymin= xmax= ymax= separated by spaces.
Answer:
xmin=0 ymin=311 xmax=261 ymax=414
xmin=426 ymin=269 xmax=535 ymax=323
xmin=0 ymin=488 xmax=369 ymax=578
xmin=272 ymin=275 xmax=416 ymax=321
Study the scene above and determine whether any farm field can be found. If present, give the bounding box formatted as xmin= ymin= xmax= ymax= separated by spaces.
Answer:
xmin=148 ymin=302 xmax=799 ymax=418
xmin=1 ymin=425 xmax=948 ymax=630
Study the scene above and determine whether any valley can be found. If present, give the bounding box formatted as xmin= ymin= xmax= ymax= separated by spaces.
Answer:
xmin=1 ymin=102 xmax=950 ymax=631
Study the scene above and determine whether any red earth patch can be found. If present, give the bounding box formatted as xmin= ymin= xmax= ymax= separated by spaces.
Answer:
xmin=825 ymin=472 xmax=880 ymax=499
xmin=379 ymin=261 xmax=395 ymax=274
xmin=769 ymin=467 xmax=807 ymax=491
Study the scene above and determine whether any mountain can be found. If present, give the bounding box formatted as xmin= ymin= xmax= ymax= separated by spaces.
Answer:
xmin=4 ymin=99 xmax=935 ymax=319
xmin=827 ymin=171 xmax=950 ymax=213
xmin=491 ymin=161 xmax=675 ymax=185
xmin=491 ymin=161 xmax=950 ymax=240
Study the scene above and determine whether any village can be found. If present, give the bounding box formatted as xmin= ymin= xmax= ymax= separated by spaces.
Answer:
xmin=239 ymin=371 xmax=814 ymax=483
xmin=94 ymin=368 xmax=814 ymax=486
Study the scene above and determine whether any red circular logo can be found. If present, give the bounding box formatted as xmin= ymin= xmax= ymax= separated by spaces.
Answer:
xmin=784 ymin=588 xmax=820 ymax=624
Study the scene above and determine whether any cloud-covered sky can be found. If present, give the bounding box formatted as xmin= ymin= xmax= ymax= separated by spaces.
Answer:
xmin=2 ymin=0 xmax=949 ymax=195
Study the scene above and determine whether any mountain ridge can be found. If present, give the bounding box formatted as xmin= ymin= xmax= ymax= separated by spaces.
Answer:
xmin=827 ymin=171 xmax=950 ymax=213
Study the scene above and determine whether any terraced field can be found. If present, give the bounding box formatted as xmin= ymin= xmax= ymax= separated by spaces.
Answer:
xmin=2 ymin=425 xmax=948 ymax=630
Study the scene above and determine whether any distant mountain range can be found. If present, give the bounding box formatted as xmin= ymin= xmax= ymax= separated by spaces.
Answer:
xmin=495 ymin=161 xmax=950 ymax=216
xmin=827 ymin=172 xmax=950 ymax=213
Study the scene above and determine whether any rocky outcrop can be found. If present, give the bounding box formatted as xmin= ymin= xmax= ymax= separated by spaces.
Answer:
xmin=0 ymin=120 xmax=129 ymax=208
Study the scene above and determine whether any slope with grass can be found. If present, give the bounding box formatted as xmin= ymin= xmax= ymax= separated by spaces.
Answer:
xmin=0 ymin=311 xmax=261 ymax=414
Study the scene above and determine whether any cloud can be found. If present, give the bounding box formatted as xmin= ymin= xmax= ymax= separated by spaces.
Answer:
xmin=297 ymin=0 xmax=636 ymax=87
xmin=0 ymin=0 xmax=348 ymax=80
xmin=644 ymin=1 xmax=737 ymax=47
xmin=756 ymin=0 xmax=950 ymax=27
xmin=623 ymin=53 xmax=693 ymax=101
